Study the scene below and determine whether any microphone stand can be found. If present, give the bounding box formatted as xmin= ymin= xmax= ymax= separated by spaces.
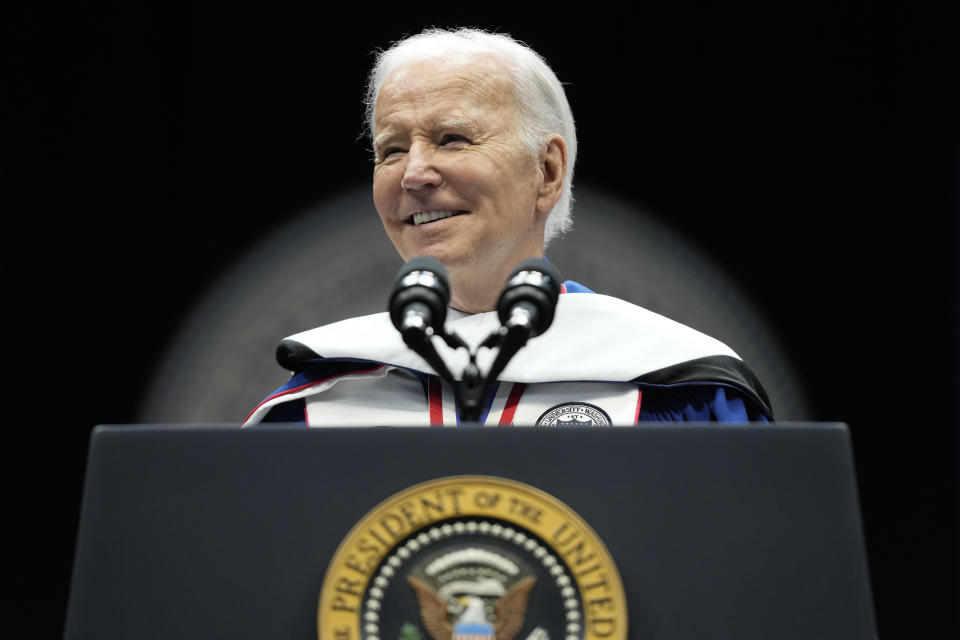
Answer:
xmin=443 ymin=317 xmax=534 ymax=424
xmin=397 ymin=316 xmax=458 ymax=387
xmin=402 ymin=319 xmax=522 ymax=424
xmin=397 ymin=318 xmax=489 ymax=422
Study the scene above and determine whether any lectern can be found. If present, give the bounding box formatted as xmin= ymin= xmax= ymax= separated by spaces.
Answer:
xmin=64 ymin=423 xmax=876 ymax=640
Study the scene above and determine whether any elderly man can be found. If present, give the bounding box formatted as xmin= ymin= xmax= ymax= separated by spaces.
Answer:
xmin=243 ymin=28 xmax=772 ymax=426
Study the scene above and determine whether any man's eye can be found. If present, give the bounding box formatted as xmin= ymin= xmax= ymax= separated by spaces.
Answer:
xmin=440 ymin=134 xmax=469 ymax=146
xmin=379 ymin=147 xmax=405 ymax=160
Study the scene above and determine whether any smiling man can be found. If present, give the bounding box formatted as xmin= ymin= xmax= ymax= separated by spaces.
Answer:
xmin=371 ymin=52 xmax=565 ymax=313
xmin=243 ymin=28 xmax=773 ymax=427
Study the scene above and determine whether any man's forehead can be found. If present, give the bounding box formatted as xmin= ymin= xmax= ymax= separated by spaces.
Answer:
xmin=374 ymin=55 xmax=516 ymax=128
xmin=387 ymin=51 xmax=510 ymax=83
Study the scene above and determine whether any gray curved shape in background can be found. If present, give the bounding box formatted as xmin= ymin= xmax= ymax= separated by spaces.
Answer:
xmin=138 ymin=184 xmax=812 ymax=422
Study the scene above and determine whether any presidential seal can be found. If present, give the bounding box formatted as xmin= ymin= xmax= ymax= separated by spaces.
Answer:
xmin=536 ymin=404 xmax=611 ymax=427
xmin=317 ymin=476 xmax=626 ymax=640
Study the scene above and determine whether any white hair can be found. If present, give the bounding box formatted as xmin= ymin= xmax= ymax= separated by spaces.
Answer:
xmin=364 ymin=27 xmax=578 ymax=246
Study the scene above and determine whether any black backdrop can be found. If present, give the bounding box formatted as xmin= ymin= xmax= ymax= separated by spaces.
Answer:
xmin=7 ymin=3 xmax=957 ymax=637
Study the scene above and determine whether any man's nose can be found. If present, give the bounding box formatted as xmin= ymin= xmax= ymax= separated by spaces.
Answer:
xmin=400 ymin=143 xmax=442 ymax=191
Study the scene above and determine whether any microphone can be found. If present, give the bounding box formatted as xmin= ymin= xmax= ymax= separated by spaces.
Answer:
xmin=389 ymin=256 xmax=450 ymax=336
xmin=388 ymin=256 xmax=458 ymax=386
xmin=479 ymin=259 xmax=563 ymax=396
xmin=496 ymin=259 xmax=562 ymax=338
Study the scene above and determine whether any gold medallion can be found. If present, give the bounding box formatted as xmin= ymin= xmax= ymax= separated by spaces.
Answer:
xmin=317 ymin=476 xmax=627 ymax=640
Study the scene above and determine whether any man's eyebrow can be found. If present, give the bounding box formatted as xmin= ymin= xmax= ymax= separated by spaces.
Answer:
xmin=372 ymin=118 xmax=478 ymax=151
xmin=434 ymin=118 xmax=476 ymax=132
xmin=372 ymin=130 xmax=400 ymax=152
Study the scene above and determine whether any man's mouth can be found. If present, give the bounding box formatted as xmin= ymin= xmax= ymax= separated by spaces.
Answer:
xmin=409 ymin=210 xmax=469 ymax=225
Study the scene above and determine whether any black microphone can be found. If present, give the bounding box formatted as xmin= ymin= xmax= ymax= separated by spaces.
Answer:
xmin=478 ymin=260 xmax=563 ymax=398
xmin=389 ymin=256 xmax=450 ymax=336
xmin=388 ymin=256 xmax=459 ymax=388
xmin=496 ymin=259 xmax=562 ymax=338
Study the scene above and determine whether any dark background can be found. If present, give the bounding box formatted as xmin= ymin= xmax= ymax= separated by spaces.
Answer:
xmin=7 ymin=3 xmax=956 ymax=637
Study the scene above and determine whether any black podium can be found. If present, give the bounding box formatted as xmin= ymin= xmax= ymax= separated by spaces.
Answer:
xmin=64 ymin=423 xmax=876 ymax=639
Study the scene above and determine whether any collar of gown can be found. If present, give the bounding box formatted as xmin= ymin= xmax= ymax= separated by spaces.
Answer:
xmin=282 ymin=292 xmax=740 ymax=383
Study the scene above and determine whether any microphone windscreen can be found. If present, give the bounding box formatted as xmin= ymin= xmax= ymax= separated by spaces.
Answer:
xmin=389 ymin=256 xmax=451 ymax=332
xmin=394 ymin=256 xmax=449 ymax=288
xmin=507 ymin=259 xmax=562 ymax=298
xmin=497 ymin=259 xmax=563 ymax=333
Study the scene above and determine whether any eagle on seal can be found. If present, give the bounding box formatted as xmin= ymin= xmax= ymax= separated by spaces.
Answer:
xmin=407 ymin=575 xmax=537 ymax=640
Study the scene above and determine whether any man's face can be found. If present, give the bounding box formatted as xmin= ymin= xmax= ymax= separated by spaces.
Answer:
xmin=371 ymin=56 xmax=547 ymax=285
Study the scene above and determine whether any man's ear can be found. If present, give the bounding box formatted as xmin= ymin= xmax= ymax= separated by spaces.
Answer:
xmin=536 ymin=135 xmax=567 ymax=213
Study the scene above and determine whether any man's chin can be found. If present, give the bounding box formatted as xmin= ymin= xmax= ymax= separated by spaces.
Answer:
xmin=399 ymin=245 xmax=471 ymax=269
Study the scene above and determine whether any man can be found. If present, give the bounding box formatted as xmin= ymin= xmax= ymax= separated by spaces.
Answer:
xmin=243 ymin=28 xmax=772 ymax=426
